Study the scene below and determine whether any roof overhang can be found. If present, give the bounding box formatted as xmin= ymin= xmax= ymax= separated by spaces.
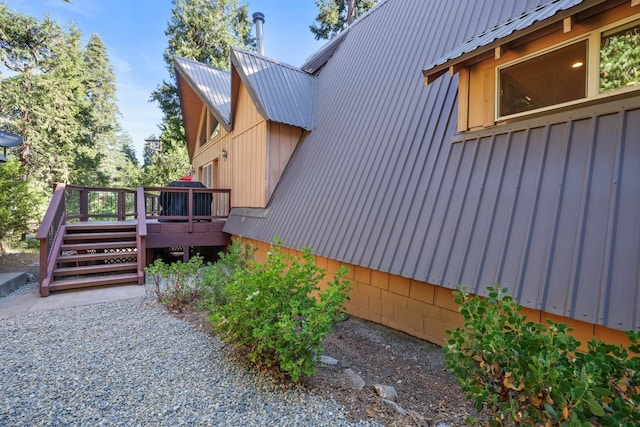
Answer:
xmin=174 ymin=57 xmax=231 ymax=132
xmin=422 ymin=0 xmax=622 ymax=85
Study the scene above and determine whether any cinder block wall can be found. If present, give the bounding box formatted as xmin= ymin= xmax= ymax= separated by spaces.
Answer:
xmin=244 ymin=238 xmax=632 ymax=350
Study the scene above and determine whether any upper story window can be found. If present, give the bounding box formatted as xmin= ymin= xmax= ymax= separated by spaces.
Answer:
xmin=497 ymin=16 xmax=640 ymax=120
xmin=499 ymin=41 xmax=587 ymax=117
xmin=600 ymin=19 xmax=640 ymax=92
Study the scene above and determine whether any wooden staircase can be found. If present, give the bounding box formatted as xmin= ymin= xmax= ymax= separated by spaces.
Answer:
xmin=50 ymin=222 xmax=139 ymax=292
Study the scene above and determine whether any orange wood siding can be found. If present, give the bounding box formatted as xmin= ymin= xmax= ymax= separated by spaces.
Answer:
xmin=464 ymin=2 xmax=639 ymax=131
xmin=229 ymin=83 xmax=267 ymax=207
xmin=266 ymin=123 xmax=304 ymax=201
xmin=244 ymin=237 xmax=635 ymax=350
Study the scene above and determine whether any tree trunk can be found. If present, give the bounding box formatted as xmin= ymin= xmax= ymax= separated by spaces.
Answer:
xmin=347 ymin=0 xmax=356 ymax=25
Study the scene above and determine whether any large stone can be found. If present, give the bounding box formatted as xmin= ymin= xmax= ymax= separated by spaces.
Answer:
xmin=381 ymin=398 xmax=407 ymax=416
xmin=373 ymin=384 xmax=398 ymax=401
xmin=343 ymin=368 xmax=365 ymax=391
xmin=319 ymin=355 xmax=338 ymax=365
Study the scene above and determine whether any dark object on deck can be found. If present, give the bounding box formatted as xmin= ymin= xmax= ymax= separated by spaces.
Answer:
xmin=159 ymin=180 xmax=212 ymax=221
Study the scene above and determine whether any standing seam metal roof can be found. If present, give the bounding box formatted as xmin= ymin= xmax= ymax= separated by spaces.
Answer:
xmin=231 ymin=48 xmax=315 ymax=131
xmin=174 ymin=56 xmax=231 ymax=129
xmin=421 ymin=0 xmax=615 ymax=81
xmin=224 ymin=0 xmax=640 ymax=331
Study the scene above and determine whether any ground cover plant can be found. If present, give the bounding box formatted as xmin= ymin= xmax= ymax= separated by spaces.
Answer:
xmin=445 ymin=285 xmax=640 ymax=426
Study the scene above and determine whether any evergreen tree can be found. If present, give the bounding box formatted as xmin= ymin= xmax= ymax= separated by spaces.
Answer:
xmin=81 ymin=33 xmax=124 ymax=186
xmin=149 ymin=0 xmax=254 ymax=185
xmin=310 ymin=0 xmax=378 ymax=40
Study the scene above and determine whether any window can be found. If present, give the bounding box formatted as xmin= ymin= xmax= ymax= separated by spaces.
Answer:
xmin=499 ymin=41 xmax=587 ymax=117
xmin=202 ymin=163 xmax=213 ymax=188
xmin=210 ymin=121 xmax=220 ymax=139
xmin=497 ymin=17 xmax=640 ymax=120
xmin=600 ymin=20 xmax=640 ymax=93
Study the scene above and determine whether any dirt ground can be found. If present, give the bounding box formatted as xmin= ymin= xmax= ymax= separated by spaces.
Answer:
xmin=181 ymin=310 xmax=484 ymax=427
xmin=1 ymin=252 xmax=482 ymax=426
xmin=0 ymin=251 xmax=39 ymax=273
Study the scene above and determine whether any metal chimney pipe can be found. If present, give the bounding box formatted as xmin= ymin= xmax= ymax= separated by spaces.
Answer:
xmin=252 ymin=12 xmax=265 ymax=56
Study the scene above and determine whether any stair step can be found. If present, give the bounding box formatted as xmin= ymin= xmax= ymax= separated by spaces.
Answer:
xmin=60 ymin=241 xmax=137 ymax=252
xmin=66 ymin=221 xmax=136 ymax=232
xmin=64 ymin=231 xmax=137 ymax=241
xmin=54 ymin=262 xmax=138 ymax=277
xmin=57 ymin=251 xmax=137 ymax=264
xmin=49 ymin=273 xmax=139 ymax=292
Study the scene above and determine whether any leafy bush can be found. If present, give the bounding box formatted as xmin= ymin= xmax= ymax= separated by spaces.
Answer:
xmin=445 ymin=285 xmax=640 ymax=426
xmin=210 ymin=239 xmax=351 ymax=382
xmin=195 ymin=238 xmax=254 ymax=311
xmin=145 ymin=255 xmax=204 ymax=311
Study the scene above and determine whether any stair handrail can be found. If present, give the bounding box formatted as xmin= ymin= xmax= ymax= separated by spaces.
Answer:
xmin=136 ymin=186 xmax=147 ymax=285
xmin=35 ymin=183 xmax=67 ymax=296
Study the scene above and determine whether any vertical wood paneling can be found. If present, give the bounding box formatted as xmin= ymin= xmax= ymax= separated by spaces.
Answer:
xmin=267 ymin=123 xmax=303 ymax=201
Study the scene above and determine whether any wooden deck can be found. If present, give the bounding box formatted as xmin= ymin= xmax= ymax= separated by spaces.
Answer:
xmin=36 ymin=184 xmax=232 ymax=296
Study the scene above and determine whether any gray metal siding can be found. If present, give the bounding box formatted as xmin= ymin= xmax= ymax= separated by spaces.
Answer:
xmin=224 ymin=0 xmax=640 ymax=331
xmin=231 ymin=49 xmax=315 ymax=130
xmin=174 ymin=56 xmax=232 ymax=127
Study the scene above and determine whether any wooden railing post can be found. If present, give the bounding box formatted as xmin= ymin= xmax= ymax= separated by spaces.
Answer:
xmin=79 ymin=187 xmax=89 ymax=222
xmin=136 ymin=186 xmax=147 ymax=285
xmin=36 ymin=183 xmax=67 ymax=296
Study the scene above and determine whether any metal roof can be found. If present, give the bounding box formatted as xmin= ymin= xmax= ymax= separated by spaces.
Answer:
xmin=224 ymin=0 xmax=640 ymax=331
xmin=231 ymin=48 xmax=315 ymax=131
xmin=422 ymin=0 xmax=611 ymax=82
xmin=174 ymin=56 xmax=232 ymax=130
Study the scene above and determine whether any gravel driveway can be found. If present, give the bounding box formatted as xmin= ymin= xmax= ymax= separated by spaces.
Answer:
xmin=0 ymin=293 xmax=376 ymax=426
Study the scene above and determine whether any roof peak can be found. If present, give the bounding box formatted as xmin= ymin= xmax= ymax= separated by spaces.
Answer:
xmin=231 ymin=47 xmax=306 ymax=74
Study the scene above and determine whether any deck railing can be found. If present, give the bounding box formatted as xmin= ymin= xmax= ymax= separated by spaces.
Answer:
xmin=143 ymin=187 xmax=231 ymax=223
xmin=36 ymin=184 xmax=232 ymax=294
xmin=64 ymin=185 xmax=137 ymax=222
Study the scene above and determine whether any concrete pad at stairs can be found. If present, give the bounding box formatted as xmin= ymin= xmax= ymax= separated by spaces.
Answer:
xmin=0 ymin=272 xmax=27 ymax=297
xmin=0 ymin=284 xmax=146 ymax=318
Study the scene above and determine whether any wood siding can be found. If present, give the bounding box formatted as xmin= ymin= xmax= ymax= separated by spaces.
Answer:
xmin=464 ymin=2 xmax=639 ymax=131
xmin=245 ymin=238 xmax=633 ymax=350
xmin=267 ymin=123 xmax=304 ymax=201
xmin=190 ymin=80 xmax=305 ymax=208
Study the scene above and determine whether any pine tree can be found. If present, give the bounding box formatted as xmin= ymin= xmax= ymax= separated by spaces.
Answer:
xmin=81 ymin=33 xmax=125 ymax=186
xmin=149 ymin=0 xmax=255 ymax=185
xmin=310 ymin=0 xmax=378 ymax=40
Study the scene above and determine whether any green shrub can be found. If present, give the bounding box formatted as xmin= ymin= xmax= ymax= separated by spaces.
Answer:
xmin=210 ymin=239 xmax=351 ymax=382
xmin=145 ymin=255 xmax=204 ymax=311
xmin=195 ymin=238 xmax=254 ymax=311
xmin=445 ymin=285 xmax=640 ymax=426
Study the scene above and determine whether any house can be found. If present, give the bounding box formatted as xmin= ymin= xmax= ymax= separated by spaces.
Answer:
xmin=174 ymin=0 xmax=640 ymax=347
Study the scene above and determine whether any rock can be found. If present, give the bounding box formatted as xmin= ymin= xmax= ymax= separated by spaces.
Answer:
xmin=407 ymin=409 xmax=427 ymax=426
xmin=343 ymin=368 xmax=365 ymax=391
xmin=381 ymin=398 xmax=406 ymax=416
xmin=373 ymin=384 xmax=398 ymax=401
xmin=319 ymin=355 xmax=338 ymax=365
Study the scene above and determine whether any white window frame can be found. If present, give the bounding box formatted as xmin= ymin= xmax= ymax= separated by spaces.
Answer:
xmin=496 ymin=13 xmax=640 ymax=121
xmin=202 ymin=163 xmax=213 ymax=188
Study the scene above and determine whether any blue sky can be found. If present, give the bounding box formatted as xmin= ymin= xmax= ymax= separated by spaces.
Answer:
xmin=5 ymin=0 xmax=326 ymax=162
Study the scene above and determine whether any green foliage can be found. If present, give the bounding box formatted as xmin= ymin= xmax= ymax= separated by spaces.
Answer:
xmin=600 ymin=25 xmax=640 ymax=92
xmin=0 ymin=157 xmax=43 ymax=253
xmin=150 ymin=0 xmax=255 ymax=174
xmin=145 ymin=255 xmax=205 ymax=312
xmin=310 ymin=0 xmax=378 ymax=40
xmin=445 ymin=285 xmax=640 ymax=426
xmin=0 ymin=4 xmax=136 ymax=195
xmin=210 ymin=239 xmax=352 ymax=382
xmin=195 ymin=238 xmax=254 ymax=311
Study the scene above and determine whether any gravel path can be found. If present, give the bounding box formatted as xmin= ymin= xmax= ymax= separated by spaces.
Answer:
xmin=0 ymin=292 xmax=377 ymax=426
